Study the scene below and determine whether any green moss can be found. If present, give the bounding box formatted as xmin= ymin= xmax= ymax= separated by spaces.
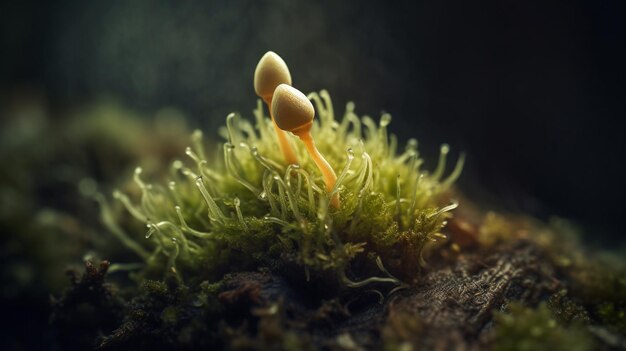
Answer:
xmin=542 ymin=224 xmax=626 ymax=335
xmin=101 ymin=91 xmax=464 ymax=287
xmin=98 ymin=277 xmax=227 ymax=350
xmin=597 ymin=302 xmax=626 ymax=335
xmin=141 ymin=280 xmax=169 ymax=297
xmin=492 ymin=302 xmax=594 ymax=351
xmin=569 ymin=258 xmax=626 ymax=305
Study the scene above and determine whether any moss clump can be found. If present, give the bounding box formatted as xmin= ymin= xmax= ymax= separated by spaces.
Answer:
xmin=492 ymin=302 xmax=594 ymax=351
xmin=50 ymin=261 xmax=126 ymax=349
xmin=103 ymin=91 xmax=463 ymax=287
xmin=97 ymin=277 xmax=226 ymax=350
xmin=597 ymin=302 xmax=626 ymax=335
xmin=568 ymin=258 xmax=626 ymax=336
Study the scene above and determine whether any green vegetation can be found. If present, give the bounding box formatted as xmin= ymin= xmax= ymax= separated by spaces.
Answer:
xmin=492 ymin=302 xmax=594 ymax=351
xmin=102 ymin=90 xmax=464 ymax=287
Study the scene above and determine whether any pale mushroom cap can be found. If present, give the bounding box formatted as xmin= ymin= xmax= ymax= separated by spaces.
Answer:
xmin=254 ymin=51 xmax=292 ymax=101
xmin=271 ymin=84 xmax=315 ymax=132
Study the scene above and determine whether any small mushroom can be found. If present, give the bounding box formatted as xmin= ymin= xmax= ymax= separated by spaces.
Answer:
xmin=271 ymin=84 xmax=340 ymax=209
xmin=254 ymin=51 xmax=299 ymax=165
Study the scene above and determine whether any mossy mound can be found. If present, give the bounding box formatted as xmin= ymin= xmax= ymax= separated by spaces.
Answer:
xmin=102 ymin=91 xmax=464 ymax=287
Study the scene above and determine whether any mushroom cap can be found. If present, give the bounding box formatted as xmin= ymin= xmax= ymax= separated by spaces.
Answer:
xmin=271 ymin=84 xmax=315 ymax=132
xmin=254 ymin=51 xmax=292 ymax=101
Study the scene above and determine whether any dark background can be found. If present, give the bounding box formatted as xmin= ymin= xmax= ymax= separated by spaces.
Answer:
xmin=2 ymin=0 xmax=624 ymax=244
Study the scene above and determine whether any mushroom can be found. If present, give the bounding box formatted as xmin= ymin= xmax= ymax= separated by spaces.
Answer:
xmin=254 ymin=51 xmax=299 ymax=165
xmin=271 ymin=84 xmax=340 ymax=209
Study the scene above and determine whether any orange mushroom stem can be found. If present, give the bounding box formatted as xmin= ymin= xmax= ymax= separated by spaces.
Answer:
xmin=271 ymin=84 xmax=340 ymax=209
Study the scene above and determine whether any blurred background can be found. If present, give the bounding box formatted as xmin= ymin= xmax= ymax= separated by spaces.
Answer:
xmin=2 ymin=0 xmax=624 ymax=241
xmin=3 ymin=0 xmax=624 ymax=242
xmin=0 ymin=0 xmax=624 ymax=347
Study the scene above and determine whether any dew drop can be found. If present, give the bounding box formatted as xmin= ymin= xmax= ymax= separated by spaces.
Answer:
xmin=380 ymin=114 xmax=392 ymax=127
xmin=346 ymin=101 xmax=355 ymax=111
xmin=440 ymin=144 xmax=450 ymax=154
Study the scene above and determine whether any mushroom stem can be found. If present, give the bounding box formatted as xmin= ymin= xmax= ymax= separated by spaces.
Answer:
xmin=271 ymin=84 xmax=340 ymax=209
xmin=293 ymin=127 xmax=339 ymax=209
xmin=267 ymin=100 xmax=299 ymax=165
